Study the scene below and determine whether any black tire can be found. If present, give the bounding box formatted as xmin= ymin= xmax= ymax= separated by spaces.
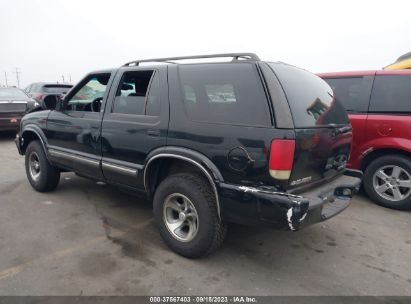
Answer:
xmin=153 ymin=173 xmax=227 ymax=258
xmin=363 ymin=155 xmax=411 ymax=210
xmin=25 ymin=140 xmax=60 ymax=192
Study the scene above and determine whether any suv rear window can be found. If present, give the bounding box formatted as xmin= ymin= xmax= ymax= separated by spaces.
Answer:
xmin=178 ymin=63 xmax=271 ymax=126
xmin=269 ymin=63 xmax=349 ymax=128
xmin=369 ymin=75 xmax=411 ymax=113
xmin=323 ymin=77 xmax=373 ymax=113
xmin=42 ymin=84 xmax=73 ymax=93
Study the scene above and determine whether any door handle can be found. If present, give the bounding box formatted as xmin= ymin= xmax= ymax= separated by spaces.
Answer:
xmin=147 ymin=129 xmax=160 ymax=137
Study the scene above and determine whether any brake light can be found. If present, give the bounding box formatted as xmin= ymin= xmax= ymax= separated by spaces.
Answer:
xmin=269 ymin=139 xmax=296 ymax=180
xmin=35 ymin=94 xmax=44 ymax=101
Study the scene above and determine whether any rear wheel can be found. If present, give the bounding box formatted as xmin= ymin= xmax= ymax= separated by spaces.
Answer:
xmin=364 ymin=155 xmax=411 ymax=210
xmin=153 ymin=173 xmax=227 ymax=258
xmin=25 ymin=140 xmax=60 ymax=192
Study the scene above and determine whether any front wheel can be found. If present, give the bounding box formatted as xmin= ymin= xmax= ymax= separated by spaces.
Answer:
xmin=25 ymin=140 xmax=60 ymax=192
xmin=364 ymin=155 xmax=411 ymax=210
xmin=153 ymin=173 xmax=227 ymax=258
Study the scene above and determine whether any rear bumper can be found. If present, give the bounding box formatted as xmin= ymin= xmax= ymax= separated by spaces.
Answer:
xmin=0 ymin=117 xmax=21 ymax=131
xmin=218 ymin=169 xmax=362 ymax=230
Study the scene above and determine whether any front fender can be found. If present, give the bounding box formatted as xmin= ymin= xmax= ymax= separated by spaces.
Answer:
xmin=18 ymin=110 xmax=50 ymax=154
xmin=19 ymin=125 xmax=49 ymax=155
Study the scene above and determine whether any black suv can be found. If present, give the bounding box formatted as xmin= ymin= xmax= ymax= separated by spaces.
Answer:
xmin=15 ymin=53 xmax=362 ymax=258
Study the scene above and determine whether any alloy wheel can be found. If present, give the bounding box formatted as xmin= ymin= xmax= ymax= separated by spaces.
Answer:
xmin=29 ymin=151 xmax=41 ymax=181
xmin=373 ymin=165 xmax=411 ymax=202
xmin=163 ymin=193 xmax=199 ymax=242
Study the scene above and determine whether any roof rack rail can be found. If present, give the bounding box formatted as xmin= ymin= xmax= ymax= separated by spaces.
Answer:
xmin=122 ymin=53 xmax=260 ymax=67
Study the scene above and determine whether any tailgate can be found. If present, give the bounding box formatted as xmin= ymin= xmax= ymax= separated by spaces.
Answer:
xmin=266 ymin=62 xmax=352 ymax=190
xmin=290 ymin=125 xmax=352 ymax=188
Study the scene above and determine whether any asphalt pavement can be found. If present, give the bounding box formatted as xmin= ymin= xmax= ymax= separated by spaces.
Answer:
xmin=0 ymin=131 xmax=410 ymax=296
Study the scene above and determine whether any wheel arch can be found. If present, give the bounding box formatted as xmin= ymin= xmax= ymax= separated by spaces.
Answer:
xmin=361 ymin=148 xmax=411 ymax=171
xmin=143 ymin=147 xmax=224 ymax=218
xmin=20 ymin=126 xmax=48 ymax=155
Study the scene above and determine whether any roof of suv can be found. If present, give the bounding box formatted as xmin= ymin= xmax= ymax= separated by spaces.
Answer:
xmin=122 ymin=53 xmax=261 ymax=67
xmin=318 ymin=70 xmax=411 ymax=78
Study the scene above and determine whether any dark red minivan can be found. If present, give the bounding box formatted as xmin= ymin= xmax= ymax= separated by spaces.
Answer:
xmin=319 ymin=70 xmax=411 ymax=210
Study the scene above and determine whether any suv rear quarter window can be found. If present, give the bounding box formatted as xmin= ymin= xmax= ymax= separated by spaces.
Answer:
xmin=370 ymin=75 xmax=411 ymax=113
xmin=178 ymin=63 xmax=271 ymax=126
xmin=323 ymin=76 xmax=373 ymax=113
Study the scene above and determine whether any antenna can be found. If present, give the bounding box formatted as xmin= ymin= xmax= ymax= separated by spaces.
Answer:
xmin=14 ymin=68 xmax=21 ymax=88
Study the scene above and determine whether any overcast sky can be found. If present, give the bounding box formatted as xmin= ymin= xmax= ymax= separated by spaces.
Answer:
xmin=0 ymin=0 xmax=410 ymax=87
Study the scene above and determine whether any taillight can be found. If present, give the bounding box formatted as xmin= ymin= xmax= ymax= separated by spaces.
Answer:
xmin=35 ymin=94 xmax=44 ymax=101
xmin=269 ymin=139 xmax=296 ymax=180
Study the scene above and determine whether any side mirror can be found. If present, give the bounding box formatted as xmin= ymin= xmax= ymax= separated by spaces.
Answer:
xmin=26 ymin=99 xmax=44 ymax=114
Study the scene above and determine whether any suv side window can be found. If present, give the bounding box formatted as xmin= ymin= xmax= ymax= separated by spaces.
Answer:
xmin=65 ymin=74 xmax=110 ymax=112
xmin=112 ymin=70 xmax=159 ymax=116
xmin=369 ymin=75 xmax=411 ymax=113
xmin=178 ymin=63 xmax=271 ymax=126
xmin=322 ymin=77 xmax=373 ymax=113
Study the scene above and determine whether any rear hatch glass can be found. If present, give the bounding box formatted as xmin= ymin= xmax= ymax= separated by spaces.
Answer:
xmin=269 ymin=63 xmax=348 ymax=128
xmin=42 ymin=85 xmax=73 ymax=94
xmin=268 ymin=63 xmax=352 ymax=189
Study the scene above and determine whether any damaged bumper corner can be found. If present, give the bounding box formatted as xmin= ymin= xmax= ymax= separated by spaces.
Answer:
xmin=218 ymin=169 xmax=362 ymax=231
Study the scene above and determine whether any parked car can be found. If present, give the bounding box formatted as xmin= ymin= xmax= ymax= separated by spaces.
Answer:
xmin=16 ymin=53 xmax=362 ymax=258
xmin=24 ymin=83 xmax=73 ymax=110
xmin=0 ymin=87 xmax=38 ymax=131
xmin=319 ymin=70 xmax=411 ymax=210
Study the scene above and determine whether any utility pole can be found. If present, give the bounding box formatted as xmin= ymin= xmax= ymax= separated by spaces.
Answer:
xmin=4 ymin=71 xmax=8 ymax=87
xmin=14 ymin=68 xmax=21 ymax=88
xmin=62 ymin=75 xmax=65 ymax=83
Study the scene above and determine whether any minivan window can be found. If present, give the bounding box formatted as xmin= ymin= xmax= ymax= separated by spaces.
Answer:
xmin=324 ymin=77 xmax=372 ymax=113
xmin=269 ymin=63 xmax=349 ymax=128
xmin=369 ymin=76 xmax=411 ymax=113
xmin=179 ymin=63 xmax=271 ymax=126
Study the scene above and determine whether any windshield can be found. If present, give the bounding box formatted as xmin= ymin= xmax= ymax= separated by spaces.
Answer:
xmin=268 ymin=63 xmax=349 ymax=128
xmin=0 ymin=88 xmax=29 ymax=100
